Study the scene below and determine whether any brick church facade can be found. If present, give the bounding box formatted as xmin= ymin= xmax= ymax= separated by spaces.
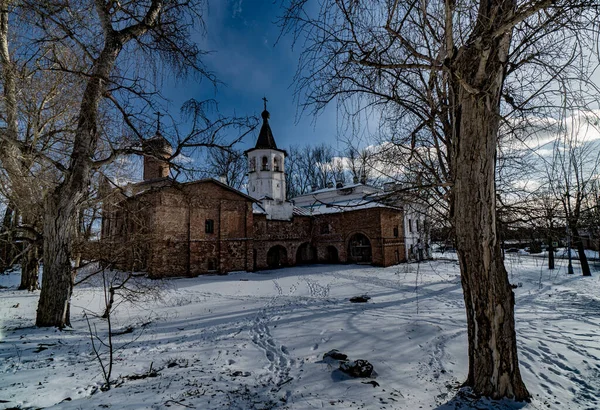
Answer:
xmin=101 ymin=105 xmax=421 ymax=278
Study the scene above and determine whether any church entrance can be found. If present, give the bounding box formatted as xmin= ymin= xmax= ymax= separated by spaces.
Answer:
xmin=267 ymin=245 xmax=288 ymax=269
xmin=296 ymin=242 xmax=317 ymax=265
xmin=347 ymin=233 xmax=372 ymax=264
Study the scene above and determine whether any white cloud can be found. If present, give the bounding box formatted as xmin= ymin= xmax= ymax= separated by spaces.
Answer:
xmin=231 ymin=0 xmax=243 ymax=18
xmin=173 ymin=153 xmax=195 ymax=165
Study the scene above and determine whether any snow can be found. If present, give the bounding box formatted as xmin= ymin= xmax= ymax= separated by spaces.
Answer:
xmin=1 ymin=256 xmax=600 ymax=409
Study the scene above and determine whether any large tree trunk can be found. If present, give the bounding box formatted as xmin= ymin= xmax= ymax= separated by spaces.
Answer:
xmin=452 ymin=99 xmax=530 ymax=399
xmin=19 ymin=244 xmax=39 ymax=291
xmin=18 ymin=212 xmax=41 ymax=291
xmin=36 ymin=192 xmax=78 ymax=327
xmin=0 ymin=203 xmax=18 ymax=272
xmin=570 ymin=226 xmax=591 ymax=276
xmin=450 ymin=0 xmax=529 ymax=400
xmin=34 ymin=3 xmax=161 ymax=326
xmin=36 ymin=46 xmax=118 ymax=327
xmin=548 ymin=237 xmax=555 ymax=270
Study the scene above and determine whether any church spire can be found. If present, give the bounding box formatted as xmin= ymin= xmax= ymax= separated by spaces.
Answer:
xmin=255 ymin=97 xmax=278 ymax=149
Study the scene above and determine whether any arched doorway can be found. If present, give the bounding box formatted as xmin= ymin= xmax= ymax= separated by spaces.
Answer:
xmin=325 ymin=246 xmax=339 ymax=263
xmin=267 ymin=245 xmax=288 ymax=269
xmin=347 ymin=233 xmax=372 ymax=263
xmin=296 ymin=242 xmax=317 ymax=265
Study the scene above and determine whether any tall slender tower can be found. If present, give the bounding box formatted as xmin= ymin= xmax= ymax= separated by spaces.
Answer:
xmin=143 ymin=114 xmax=172 ymax=181
xmin=246 ymin=98 xmax=293 ymax=220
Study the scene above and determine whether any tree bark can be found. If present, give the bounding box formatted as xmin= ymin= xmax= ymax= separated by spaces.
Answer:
xmin=19 ymin=244 xmax=39 ymax=291
xmin=36 ymin=192 xmax=78 ymax=327
xmin=0 ymin=202 xmax=18 ymax=272
xmin=450 ymin=0 xmax=529 ymax=400
xmin=548 ymin=238 xmax=554 ymax=270
xmin=570 ymin=226 xmax=591 ymax=276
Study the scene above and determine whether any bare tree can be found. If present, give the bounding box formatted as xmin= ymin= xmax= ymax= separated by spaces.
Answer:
xmin=0 ymin=1 xmax=242 ymax=328
xmin=0 ymin=2 xmax=80 ymax=290
xmin=206 ymin=148 xmax=247 ymax=190
xmin=282 ymin=0 xmax=600 ymax=400
xmin=345 ymin=145 xmax=376 ymax=185
xmin=285 ymin=145 xmax=310 ymax=197
xmin=547 ymin=110 xmax=600 ymax=276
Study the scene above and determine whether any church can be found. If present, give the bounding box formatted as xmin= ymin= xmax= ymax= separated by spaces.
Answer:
xmin=100 ymin=103 xmax=427 ymax=277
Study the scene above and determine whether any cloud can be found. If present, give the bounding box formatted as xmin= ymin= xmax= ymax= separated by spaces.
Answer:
xmin=231 ymin=0 xmax=243 ymax=18
xmin=173 ymin=153 xmax=195 ymax=165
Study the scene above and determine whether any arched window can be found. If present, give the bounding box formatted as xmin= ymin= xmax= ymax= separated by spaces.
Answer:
xmin=274 ymin=156 xmax=280 ymax=171
xmin=261 ymin=156 xmax=269 ymax=171
xmin=249 ymin=157 xmax=256 ymax=172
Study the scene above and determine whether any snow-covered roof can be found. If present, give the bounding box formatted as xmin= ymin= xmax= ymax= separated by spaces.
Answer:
xmin=252 ymin=202 xmax=267 ymax=214
xmin=296 ymin=198 xmax=400 ymax=215
xmin=303 ymin=183 xmax=365 ymax=195
xmin=291 ymin=183 xmax=383 ymax=208
xmin=292 ymin=207 xmax=312 ymax=216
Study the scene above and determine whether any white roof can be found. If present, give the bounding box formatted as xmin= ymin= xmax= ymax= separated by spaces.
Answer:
xmin=296 ymin=198 xmax=399 ymax=216
xmin=252 ymin=202 xmax=267 ymax=214
xmin=291 ymin=183 xmax=383 ymax=207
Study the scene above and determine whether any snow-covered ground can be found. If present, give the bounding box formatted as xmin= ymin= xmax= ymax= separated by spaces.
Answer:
xmin=1 ymin=255 xmax=600 ymax=409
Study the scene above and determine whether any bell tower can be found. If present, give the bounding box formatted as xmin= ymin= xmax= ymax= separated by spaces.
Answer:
xmin=143 ymin=113 xmax=172 ymax=181
xmin=246 ymin=98 xmax=287 ymax=201
xmin=246 ymin=98 xmax=293 ymax=220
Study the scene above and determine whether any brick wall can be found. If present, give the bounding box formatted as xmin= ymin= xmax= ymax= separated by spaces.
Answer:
xmin=101 ymin=179 xmax=406 ymax=277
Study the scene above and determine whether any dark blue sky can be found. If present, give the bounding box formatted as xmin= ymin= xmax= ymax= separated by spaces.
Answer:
xmin=162 ymin=0 xmax=342 ymax=153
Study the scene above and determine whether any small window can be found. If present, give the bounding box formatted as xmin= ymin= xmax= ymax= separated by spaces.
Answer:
xmin=393 ymin=226 xmax=399 ymax=237
xmin=320 ymin=223 xmax=331 ymax=234
xmin=408 ymin=219 xmax=412 ymax=233
xmin=274 ymin=156 xmax=280 ymax=171
xmin=261 ymin=156 xmax=269 ymax=171
xmin=205 ymin=219 xmax=214 ymax=234
xmin=416 ymin=219 xmax=420 ymax=232
xmin=249 ymin=157 xmax=256 ymax=172
xmin=207 ymin=258 xmax=217 ymax=271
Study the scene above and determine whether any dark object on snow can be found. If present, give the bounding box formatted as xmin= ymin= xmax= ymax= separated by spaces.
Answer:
xmin=362 ymin=380 xmax=380 ymax=387
xmin=33 ymin=343 xmax=56 ymax=353
xmin=112 ymin=326 xmax=134 ymax=336
xmin=349 ymin=295 xmax=371 ymax=303
xmin=340 ymin=359 xmax=374 ymax=378
xmin=323 ymin=349 xmax=348 ymax=361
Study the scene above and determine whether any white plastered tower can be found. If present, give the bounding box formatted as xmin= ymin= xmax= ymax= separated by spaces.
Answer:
xmin=246 ymin=100 xmax=293 ymax=220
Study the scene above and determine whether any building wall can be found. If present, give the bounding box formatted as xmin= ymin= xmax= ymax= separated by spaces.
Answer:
xmin=252 ymin=214 xmax=313 ymax=270
xmin=104 ymin=180 xmax=254 ymax=278
xmin=102 ymin=182 xmax=406 ymax=277
xmin=313 ymin=207 xmax=405 ymax=267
